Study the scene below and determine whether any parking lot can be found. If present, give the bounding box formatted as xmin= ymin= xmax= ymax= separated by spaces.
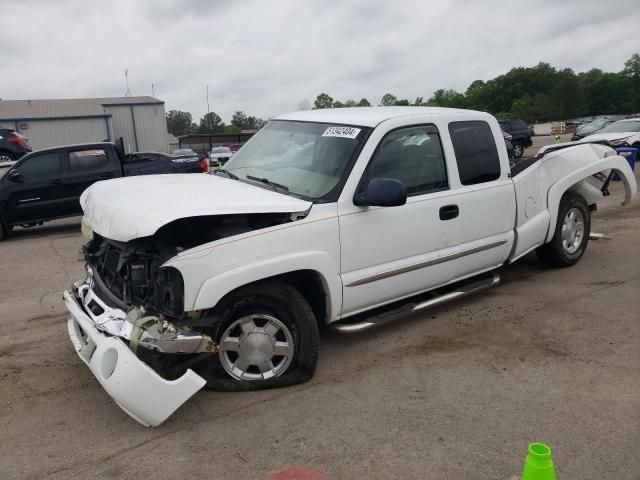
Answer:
xmin=1 ymin=137 xmax=639 ymax=479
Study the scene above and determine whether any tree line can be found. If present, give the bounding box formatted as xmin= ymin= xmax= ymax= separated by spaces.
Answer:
xmin=312 ymin=53 xmax=640 ymax=123
xmin=166 ymin=109 xmax=267 ymax=137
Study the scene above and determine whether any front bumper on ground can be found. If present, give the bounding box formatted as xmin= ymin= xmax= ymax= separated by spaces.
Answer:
xmin=64 ymin=290 xmax=207 ymax=427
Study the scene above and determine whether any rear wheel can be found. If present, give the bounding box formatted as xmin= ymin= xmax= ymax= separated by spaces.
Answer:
xmin=0 ymin=221 xmax=6 ymax=241
xmin=199 ymin=280 xmax=319 ymax=391
xmin=512 ymin=142 xmax=524 ymax=158
xmin=537 ymin=193 xmax=590 ymax=267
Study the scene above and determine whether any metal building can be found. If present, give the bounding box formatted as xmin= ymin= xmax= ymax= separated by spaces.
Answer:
xmin=0 ymin=96 xmax=170 ymax=153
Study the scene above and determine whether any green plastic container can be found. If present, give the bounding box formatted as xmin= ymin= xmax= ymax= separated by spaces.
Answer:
xmin=521 ymin=443 xmax=556 ymax=480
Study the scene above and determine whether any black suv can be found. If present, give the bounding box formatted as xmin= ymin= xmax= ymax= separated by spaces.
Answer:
xmin=0 ymin=129 xmax=31 ymax=163
xmin=498 ymin=119 xmax=532 ymax=158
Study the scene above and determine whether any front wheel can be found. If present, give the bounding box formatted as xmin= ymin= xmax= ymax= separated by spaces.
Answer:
xmin=0 ymin=151 xmax=15 ymax=163
xmin=199 ymin=280 xmax=319 ymax=391
xmin=536 ymin=193 xmax=591 ymax=268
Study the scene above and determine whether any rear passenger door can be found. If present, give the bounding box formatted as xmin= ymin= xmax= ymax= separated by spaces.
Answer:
xmin=60 ymin=147 xmax=119 ymax=216
xmin=445 ymin=121 xmax=516 ymax=280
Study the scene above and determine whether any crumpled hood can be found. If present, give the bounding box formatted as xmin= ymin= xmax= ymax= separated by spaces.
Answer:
xmin=80 ymin=174 xmax=312 ymax=242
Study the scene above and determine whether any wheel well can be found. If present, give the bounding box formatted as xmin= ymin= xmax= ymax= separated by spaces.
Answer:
xmin=269 ymin=270 xmax=329 ymax=325
xmin=204 ymin=269 xmax=330 ymax=326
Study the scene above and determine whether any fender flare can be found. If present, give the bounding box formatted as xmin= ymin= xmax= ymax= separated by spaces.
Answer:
xmin=192 ymin=250 xmax=342 ymax=323
xmin=545 ymin=155 xmax=636 ymax=243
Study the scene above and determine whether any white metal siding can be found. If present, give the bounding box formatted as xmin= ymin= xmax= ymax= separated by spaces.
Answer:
xmin=15 ymin=118 xmax=109 ymax=151
xmin=131 ymin=104 xmax=170 ymax=153
xmin=104 ymin=106 xmax=137 ymax=154
xmin=104 ymin=104 xmax=169 ymax=153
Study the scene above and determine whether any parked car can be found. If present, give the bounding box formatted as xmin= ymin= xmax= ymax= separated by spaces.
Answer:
xmin=0 ymin=141 xmax=207 ymax=240
xmin=498 ymin=118 xmax=532 ymax=158
xmin=571 ymin=119 xmax=614 ymax=141
xmin=580 ymin=118 xmax=640 ymax=147
xmin=0 ymin=128 xmax=31 ymax=163
xmin=65 ymin=107 xmax=636 ymax=426
xmin=210 ymin=146 xmax=233 ymax=167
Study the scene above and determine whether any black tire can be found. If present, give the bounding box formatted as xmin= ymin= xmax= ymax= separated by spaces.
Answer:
xmin=197 ymin=280 xmax=319 ymax=391
xmin=0 ymin=223 xmax=6 ymax=242
xmin=0 ymin=150 xmax=15 ymax=163
xmin=536 ymin=192 xmax=591 ymax=268
xmin=512 ymin=142 xmax=524 ymax=159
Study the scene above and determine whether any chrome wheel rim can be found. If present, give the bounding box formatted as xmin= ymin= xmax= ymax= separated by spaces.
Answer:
xmin=0 ymin=154 xmax=13 ymax=163
xmin=561 ymin=207 xmax=585 ymax=254
xmin=513 ymin=144 xmax=523 ymax=157
xmin=219 ymin=314 xmax=295 ymax=380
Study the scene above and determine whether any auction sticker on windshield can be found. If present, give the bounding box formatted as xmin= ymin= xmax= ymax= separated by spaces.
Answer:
xmin=322 ymin=126 xmax=361 ymax=139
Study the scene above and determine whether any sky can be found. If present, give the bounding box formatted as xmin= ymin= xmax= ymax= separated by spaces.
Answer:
xmin=1 ymin=0 xmax=638 ymax=123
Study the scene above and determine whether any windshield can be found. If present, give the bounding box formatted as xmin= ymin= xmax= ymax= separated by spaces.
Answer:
xmin=599 ymin=120 xmax=640 ymax=133
xmin=173 ymin=149 xmax=195 ymax=156
xmin=212 ymin=147 xmax=232 ymax=154
xmin=578 ymin=121 xmax=606 ymax=133
xmin=223 ymin=120 xmax=370 ymax=200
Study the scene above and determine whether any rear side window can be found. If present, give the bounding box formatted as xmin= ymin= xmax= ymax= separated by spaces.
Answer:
xmin=69 ymin=149 xmax=109 ymax=171
xmin=449 ymin=121 xmax=501 ymax=185
xmin=17 ymin=152 xmax=61 ymax=179
xmin=510 ymin=120 xmax=528 ymax=131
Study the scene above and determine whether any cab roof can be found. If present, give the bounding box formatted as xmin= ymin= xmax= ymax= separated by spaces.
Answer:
xmin=275 ymin=106 xmax=489 ymax=127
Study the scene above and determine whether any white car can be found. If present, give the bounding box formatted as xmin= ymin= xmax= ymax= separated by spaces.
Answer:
xmin=209 ymin=146 xmax=233 ymax=167
xmin=65 ymin=107 xmax=636 ymax=426
xmin=580 ymin=118 xmax=640 ymax=147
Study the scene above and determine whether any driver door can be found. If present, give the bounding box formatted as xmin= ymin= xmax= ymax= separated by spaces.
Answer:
xmin=338 ymin=125 xmax=459 ymax=316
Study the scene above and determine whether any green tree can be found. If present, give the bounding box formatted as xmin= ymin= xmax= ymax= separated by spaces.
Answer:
xmin=380 ymin=93 xmax=397 ymax=106
xmin=356 ymin=98 xmax=371 ymax=107
xmin=231 ymin=110 xmax=248 ymax=129
xmin=166 ymin=110 xmax=194 ymax=136
xmin=314 ymin=93 xmax=334 ymax=109
xmin=224 ymin=124 xmax=242 ymax=133
xmin=197 ymin=112 xmax=224 ymax=134
xmin=231 ymin=110 xmax=267 ymax=130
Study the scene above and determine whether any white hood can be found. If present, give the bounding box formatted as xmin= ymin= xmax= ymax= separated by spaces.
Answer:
xmin=80 ymin=174 xmax=312 ymax=242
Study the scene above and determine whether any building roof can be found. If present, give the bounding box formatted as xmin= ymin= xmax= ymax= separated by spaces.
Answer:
xmin=276 ymin=106 xmax=486 ymax=127
xmin=0 ymin=96 xmax=163 ymax=120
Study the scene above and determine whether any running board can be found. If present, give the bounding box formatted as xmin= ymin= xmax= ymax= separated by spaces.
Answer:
xmin=332 ymin=272 xmax=501 ymax=333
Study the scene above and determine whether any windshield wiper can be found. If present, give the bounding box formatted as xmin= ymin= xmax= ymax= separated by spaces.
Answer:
xmin=214 ymin=169 xmax=239 ymax=180
xmin=246 ymin=175 xmax=289 ymax=192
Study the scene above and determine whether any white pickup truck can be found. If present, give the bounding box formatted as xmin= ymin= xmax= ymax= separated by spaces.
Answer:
xmin=64 ymin=107 xmax=636 ymax=426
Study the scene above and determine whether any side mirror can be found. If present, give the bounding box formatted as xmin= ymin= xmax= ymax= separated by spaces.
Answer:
xmin=354 ymin=178 xmax=407 ymax=207
xmin=7 ymin=170 xmax=24 ymax=183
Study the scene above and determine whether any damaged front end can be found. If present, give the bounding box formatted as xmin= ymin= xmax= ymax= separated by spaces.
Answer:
xmin=65 ymin=212 xmax=299 ymax=426
xmin=64 ymin=233 xmax=221 ymax=427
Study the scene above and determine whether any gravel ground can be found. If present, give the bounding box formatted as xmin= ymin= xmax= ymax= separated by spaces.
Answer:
xmin=0 ymin=141 xmax=638 ymax=480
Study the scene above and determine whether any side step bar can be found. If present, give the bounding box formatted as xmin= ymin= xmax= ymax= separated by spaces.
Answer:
xmin=332 ymin=272 xmax=501 ymax=333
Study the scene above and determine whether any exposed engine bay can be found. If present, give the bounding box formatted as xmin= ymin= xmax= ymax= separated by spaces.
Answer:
xmin=84 ymin=212 xmax=293 ymax=319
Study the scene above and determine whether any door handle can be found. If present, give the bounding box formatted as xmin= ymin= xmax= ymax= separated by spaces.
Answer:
xmin=50 ymin=179 xmax=64 ymax=185
xmin=439 ymin=204 xmax=459 ymax=221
